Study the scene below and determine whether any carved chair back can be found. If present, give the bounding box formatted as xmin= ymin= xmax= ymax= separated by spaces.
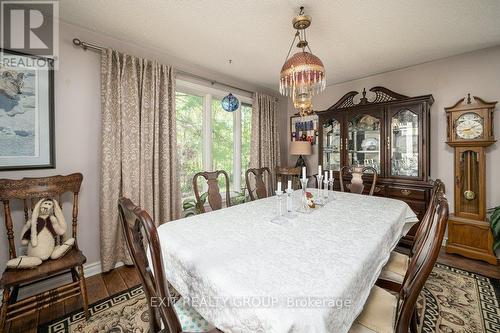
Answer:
xmin=0 ymin=173 xmax=83 ymax=259
xmin=275 ymin=166 xmax=301 ymax=190
xmin=118 ymin=197 xmax=183 ymax=333
xmin=409 ymin=179 xmax=445 ymax=258
xmin=245 ymin=167 xmax=272 ymax=200
xmin=193 ymin=170 xmax=231 ymax=213
xmin=395 ymin=190 xmax=448 ymax=333
xmin=339 ymin=166 xmax=378 ymax=196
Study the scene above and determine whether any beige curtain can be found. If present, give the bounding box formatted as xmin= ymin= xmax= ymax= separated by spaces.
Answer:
xmin=249 ymin=92 xmax=281 ymax=174
xmin=100 ymin=48 xmax=180 ymax=272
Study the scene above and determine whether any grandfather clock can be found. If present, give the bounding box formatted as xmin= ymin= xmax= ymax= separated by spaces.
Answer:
xmin=445 ymin=94 xmax=497 ymax=265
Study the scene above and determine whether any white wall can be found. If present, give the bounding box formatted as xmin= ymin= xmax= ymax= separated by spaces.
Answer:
xmin=0 ymin=22 xmax=285 ymax=273
xmin=284 ymin=46 xmax=500 ymax=213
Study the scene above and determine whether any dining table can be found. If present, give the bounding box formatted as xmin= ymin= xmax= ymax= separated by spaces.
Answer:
xmin=155 ymin=189 xmax=418 ymax=333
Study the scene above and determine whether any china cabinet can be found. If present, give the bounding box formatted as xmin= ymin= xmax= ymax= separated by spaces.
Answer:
xmin=317 ymin=87 xmax=434 ymax=247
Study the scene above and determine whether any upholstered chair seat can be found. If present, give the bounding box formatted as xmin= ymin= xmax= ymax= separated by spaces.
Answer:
xmin=348 ymin=286 xmax=398 ymax=333
xmin=174 ymin=299 xmax=214 ymax=332
xmin=352 ymin=186 xmax=448 ymax=333
xmin=379 ymin=252 xmax=409 ymax=285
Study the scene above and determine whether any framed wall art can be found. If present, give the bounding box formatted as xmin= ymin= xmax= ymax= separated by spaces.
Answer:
xmin=290 ymin=114 xmax=318 ymax=145
xmin=0 ymin=49 xmax=55 ymax=170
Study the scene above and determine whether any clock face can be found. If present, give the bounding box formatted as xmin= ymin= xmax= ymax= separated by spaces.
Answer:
xmin=456 ymin=112 xmax=483 ymax=140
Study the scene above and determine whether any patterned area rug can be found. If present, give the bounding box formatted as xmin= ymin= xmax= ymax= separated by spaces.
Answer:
xmin=416 ymin=263 xmax=500 ymax=333
xmin=39 ymin=264 xmax=500 ymax=333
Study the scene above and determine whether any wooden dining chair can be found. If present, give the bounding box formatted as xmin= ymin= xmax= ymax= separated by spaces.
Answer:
xmin=275 ymin=166 xmax=301 ymax=190
xmin=0 ymin=174 xmax=89 ymax=330
xmin=118 ymin=197 xmax=220 ymax=333
xmin=193 ymin=170 xmax=231 ymax=213
xmin=377 ymin=179 xmax=445 ymax=292
xmin=349 ymin=190 xmax=449 ymax=333
xmin=245 ymin=167 xmax=273 ymax=201
xmin=339 ymin=165 xmax=378 ymax=196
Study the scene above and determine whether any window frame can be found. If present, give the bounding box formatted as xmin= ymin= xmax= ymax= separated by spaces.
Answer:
xmin=176 ymin=79 xmax=253 ymax=195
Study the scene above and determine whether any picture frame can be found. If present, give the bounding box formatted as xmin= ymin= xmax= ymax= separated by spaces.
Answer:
xmin=290 ymin=114 xmax=319 ymax=145
xmin=0 ymin=48 xmax=55 ymax=170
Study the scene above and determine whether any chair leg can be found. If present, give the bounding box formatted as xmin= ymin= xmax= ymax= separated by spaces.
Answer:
xmin=77 ymin=265 xmax=90 ymax=320
xmin=71 ymin=267 xmax=79 ymax=282
xmin=8 ymin=286 xmax=18 ymax=305
xmin=410 ymin=308 xmax=419 ymax=333
xmin=1 ymin=288 xmax=10 ymax=332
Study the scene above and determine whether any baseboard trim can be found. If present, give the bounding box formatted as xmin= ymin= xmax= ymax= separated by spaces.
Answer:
xmin=1 ymin=260 xmax=124 ymax=302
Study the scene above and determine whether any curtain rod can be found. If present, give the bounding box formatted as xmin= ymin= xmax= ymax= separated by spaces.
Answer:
xmin=72 ymin=38 xmax=256 ymax=95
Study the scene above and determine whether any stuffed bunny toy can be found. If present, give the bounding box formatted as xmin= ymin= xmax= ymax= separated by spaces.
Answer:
xmin=6 ymin=198 xmax=75 ymax=269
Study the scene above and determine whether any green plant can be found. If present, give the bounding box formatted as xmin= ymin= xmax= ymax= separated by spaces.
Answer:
xmin=182 ymin=192 xmax=208 ymax=217
xmin=231 ymin=188 xmax=248 ymax=206
xmin=488 ymin=206 xmax=500 ymax=252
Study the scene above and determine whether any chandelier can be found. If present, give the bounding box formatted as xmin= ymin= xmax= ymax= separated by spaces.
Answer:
xmin=280 ymin=7 xmax=326 ymax=117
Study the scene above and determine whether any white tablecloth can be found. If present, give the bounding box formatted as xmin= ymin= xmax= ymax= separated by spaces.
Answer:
xmin=156 ymin=191 xmax=418 ymax=333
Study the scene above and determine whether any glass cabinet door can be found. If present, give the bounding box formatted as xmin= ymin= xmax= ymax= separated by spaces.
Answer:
xmin=390 ymin=109 xmax=419 ymax=177
xmin=347 ymin=114 xmax=381 ymax=174
xmin=322 ymin=119 xmax=342 ymax=171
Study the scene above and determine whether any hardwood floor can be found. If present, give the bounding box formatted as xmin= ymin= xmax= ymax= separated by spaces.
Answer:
xmin=437 ymin=247 xmax=500 ymax=279
xmin=5 ymin=249 xmax=499 ymax=332
xmin=5 ymin=265 xmax=141 ymax=333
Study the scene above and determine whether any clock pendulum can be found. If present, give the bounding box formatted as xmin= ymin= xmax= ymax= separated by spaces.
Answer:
xmin=463 ymin=152 xmax=475 ymax=201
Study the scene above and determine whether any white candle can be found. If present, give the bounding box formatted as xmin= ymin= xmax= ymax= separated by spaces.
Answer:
xmin=302 ymin=167 xmax=306 ymax=180
xmin=324 ymin=171 xmax=328 ymax=181
xmin=318 ymin=165 xmax=322 ymax=176
xmin=287 ymin=180 xmax=292 ymax=190
xmin=277 ymin=181 xmax=282 ymax=192
xmin=329 ymin=170 xmax=333 ymax=180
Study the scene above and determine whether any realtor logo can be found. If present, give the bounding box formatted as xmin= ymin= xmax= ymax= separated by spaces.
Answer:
xmin=1 ymin=0 xmax=59 ymax=57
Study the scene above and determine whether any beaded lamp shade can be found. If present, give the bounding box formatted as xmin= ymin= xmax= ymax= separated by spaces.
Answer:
xmin=279 ymin=7 xmax=326 ymax=116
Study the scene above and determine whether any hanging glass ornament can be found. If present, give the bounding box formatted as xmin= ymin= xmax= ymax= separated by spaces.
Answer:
xmin=221 ymin=93 xmax=239 ymax=112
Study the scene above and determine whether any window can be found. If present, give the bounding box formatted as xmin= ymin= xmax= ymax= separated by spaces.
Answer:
xmin=212 ymin=99 xmax=234 ymax=191
xmin=241 ymin=104 xmax=252 ymax=186
xmin=175 ymin=81 xmax=252 ymax=199
xmin=175 ymin=92 xmax=204 ymax=198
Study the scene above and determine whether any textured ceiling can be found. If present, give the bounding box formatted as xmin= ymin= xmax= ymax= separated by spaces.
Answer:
xmin=60 ymin=0 xmax=500 ymax=91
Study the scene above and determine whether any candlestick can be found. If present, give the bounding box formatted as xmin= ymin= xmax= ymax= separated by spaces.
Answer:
xmin=286 ymin=188 xmax=293 ymax=213
xmin=315 ymin=174 xmax=324 ymax=205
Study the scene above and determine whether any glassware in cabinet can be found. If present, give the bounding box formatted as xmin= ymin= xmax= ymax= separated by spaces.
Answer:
xmin=322 ymin=119 xmax=342 ymax=171
xmin=347 ymin=114 xmax=381 ymax=174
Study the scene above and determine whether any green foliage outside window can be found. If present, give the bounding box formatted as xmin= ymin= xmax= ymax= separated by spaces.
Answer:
xmin=241 ymin=104 xmax=252 ymax=186
xmin=176 ymin=92 xmax=252 ymax=216
xmin=212 ymin=99 xmax=234 ymax=190
xmin=176 ymin=92 xmax=203 ymax=198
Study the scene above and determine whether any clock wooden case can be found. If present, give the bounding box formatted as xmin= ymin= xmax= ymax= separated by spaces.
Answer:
xmin=445 ymin=95 xmax=497 ymax=265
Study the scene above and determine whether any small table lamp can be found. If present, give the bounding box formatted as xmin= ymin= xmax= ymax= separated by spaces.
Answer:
xmin=289 ymin=141 xmax=312 ymax=168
